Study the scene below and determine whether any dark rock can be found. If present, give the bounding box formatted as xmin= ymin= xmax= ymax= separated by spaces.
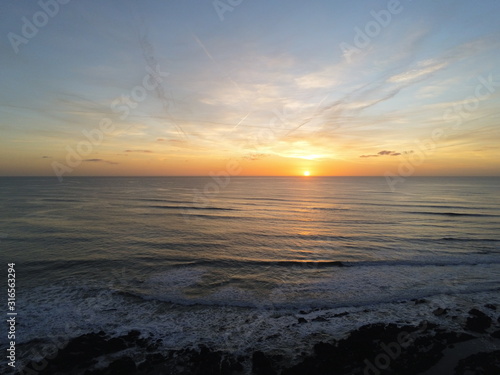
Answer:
xmin=433 ymin=331 xmax=475 ymax=345
xmin=469 ymin=308 xmax=486 ymax=317
xmin=106 ymin=357 xmax=136 ymax=375
xmin=433 ymin=308 xmax=447 ymax=316
xmin=266 ymin=333 xmax=280 ymax=340
xmin=297 ymin=317 xmax=307 ymax=324
xmin=466 ymin=309 xmax=492 ymax=332
xmin=485 ymin=303 xmax=497 ymax=310
xmin=20 ymin=331 xmax=248 ymax=375
xmin=491 ymin=330 xmax=500 ymax=339
xmin=313 ymin=341 xmax=336 ymax=357
xmin=28 ymin=333 xmax=109 ymax=374
xmin=413 ymin=298 xmax=428 ymax=305
xmin=84 ymin=369 xmax=106 ymax=375
xmin=252 ymin=351 xmax=276 ymax=375
xmin=231 ymin=359 xmax=244 ymax=373
xmin=455 ymin=350 xmax=500 ymax=374
xmin=333 ymin=311 xmax=349 ymax=318
xmin=195 ymin=345 xmax=225 ymax=374
xmin=19 ymin=331 xmax=144 ymax=375
xmin=137 ymin=352 xmax=170 ymax=374
xmin=65 ymin=333 xmax=105 ymax=355
xmin=106 ymin=338 xmax=127 ymax=352
xmin=282 ymin=322 xmax=448 ymax=375
xmin=183 ymin=345 xmax=244 ymax=375
xmin=123 ymin=330 xmax=141 ymax=343
xmin=144 ymin=353 xmax=166 ymax=365
xmin=312 ymin=316 xmax=328 ymax=322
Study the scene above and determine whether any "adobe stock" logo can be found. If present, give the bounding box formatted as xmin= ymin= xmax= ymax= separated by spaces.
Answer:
xmin=7 ymin=0 xmax=72 ymax=54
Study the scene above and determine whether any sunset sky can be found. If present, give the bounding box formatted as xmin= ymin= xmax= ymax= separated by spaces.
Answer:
xmin=1 ymin=0 xmax=499 ymax=177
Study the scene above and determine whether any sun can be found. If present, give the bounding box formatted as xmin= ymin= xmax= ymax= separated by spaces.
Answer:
xmin=303 ymin=171 xmax=310 ymax=176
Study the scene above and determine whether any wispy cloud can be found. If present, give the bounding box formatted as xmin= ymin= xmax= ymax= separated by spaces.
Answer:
xmin=243 ymin=153 xmax=269 ymax=161
xmin=83 ymin=159 xmax=118 ymax=164
xmin=388 ymin=60 xmax=449 ymax=84
xmin=360 ymin=150 xmax=401 ymax=158
xmin=124 ymin=150 xmax=153 ymax=153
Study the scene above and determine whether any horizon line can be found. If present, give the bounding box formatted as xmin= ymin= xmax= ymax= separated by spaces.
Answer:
xmin=1 ymin=175 xmax=499 ymax=178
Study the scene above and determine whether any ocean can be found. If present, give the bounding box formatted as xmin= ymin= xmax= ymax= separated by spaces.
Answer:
xmin=1 ymin=176 xmax=500 ymax=367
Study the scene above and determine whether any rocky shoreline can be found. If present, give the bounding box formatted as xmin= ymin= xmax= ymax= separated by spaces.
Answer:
xmin=16 ymin=302 xmax=500 ymax=375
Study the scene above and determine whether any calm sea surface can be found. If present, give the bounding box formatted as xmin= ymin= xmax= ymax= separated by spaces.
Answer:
xmin=1 ymin=176 xmax=499 ymax=357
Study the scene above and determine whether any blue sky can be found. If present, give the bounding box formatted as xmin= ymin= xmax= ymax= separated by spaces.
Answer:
xmin=1 ymin=0 xmax=499 ymax=177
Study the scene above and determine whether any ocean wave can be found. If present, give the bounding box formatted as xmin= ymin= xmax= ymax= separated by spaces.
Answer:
xmin=406 ymin=211 xmax=500 ymax=218
xmin=348 ymin=259 xmax=500 ymax=268
xmin=171 ymin=257 xmax=500 ymax=270
xmin=439 ymin=237 xmax=500 ymax=242
xmin=149 ymin=205 xmax=237 ymax=211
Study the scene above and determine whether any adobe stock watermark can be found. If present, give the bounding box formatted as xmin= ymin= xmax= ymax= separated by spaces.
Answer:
xmin=363 ymin=321 xmax=428 ymax=375
xmin=340 ymin=0 xmax=403 ymax=63
xmin=213 ymin=0 xmax=244 ymax=21
xmin=51 ymin=64 xmax=170 ymax=182
xmin=442 ymin=74 xmax=499 ymax=130
xmin=7 ymin=0 xmax=72 ymax=54
xmin=243 ymin=105 xmax=294 ymax=157
xmin=181 ymin=160 xmax=242 ymax=221
xmin=385 ymin=73 xmax=499 ymax=192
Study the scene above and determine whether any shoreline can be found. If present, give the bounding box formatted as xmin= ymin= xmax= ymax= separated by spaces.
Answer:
xmin=14 ymin=300 xmax=500 ymax=375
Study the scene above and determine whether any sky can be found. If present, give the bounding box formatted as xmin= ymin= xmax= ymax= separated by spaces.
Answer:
xmin=1 ymin=0 xmax=499 ymax=178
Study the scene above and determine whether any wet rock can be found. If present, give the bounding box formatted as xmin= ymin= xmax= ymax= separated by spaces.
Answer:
xmin=485 ymin=303 xmax=497 ymax=310
xmin=20 ymin=331 xmax=147 ymax=375
xmin=455 ymin=350 xmax=500 ymax=374
xmin=297 ymin=317 xmax=307 ymax=324
xmin=266 ymin=333 xmax=280 ymax=340
xmin=333 ymin=311 xmax=349 ymax=318
xmin=149 ymin=353 xmax=167 ymax=363
xmin=123 ymin=330 xmax=141 ymax=342
xmin=25 ymin=332 xmax=111 ymax=375
xmin=412 ymin=298 xmax=428 ymax=305
xmin=106 ymin=337 xmax=127 ymax=352
xmin=465 ymin=309 xmax=492 ymax=332
xmin=433 ymin=308 xmax=448 ymax=316
xmin=433 ymin=331 xmax=474 ymax=345
xmin=282 ymin=321 xmax=454 ymax=375
xmin=312 ymin=316 xmax=328 ymax=322
xmin=106 ymin=357 xmax=136 ymax=375
xmin=491 ymin=330 xmax=500 ymax=339
xmin=252 ymin=351 xmax=276 ymax=375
